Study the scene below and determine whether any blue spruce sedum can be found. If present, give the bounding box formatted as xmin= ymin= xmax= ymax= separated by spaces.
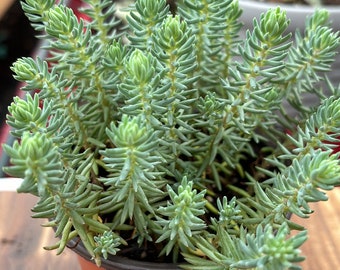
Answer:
xmin=3 ymin=0 xmax=340 ymax=268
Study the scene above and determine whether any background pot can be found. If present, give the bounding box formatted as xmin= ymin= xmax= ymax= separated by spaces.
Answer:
xmin=239 ymin=0 xmax=340 ymax=32
xmin=239 ymin=0 xmax=340 ymax=117
xmin=239 ymin=0 xmax=340 ymax=84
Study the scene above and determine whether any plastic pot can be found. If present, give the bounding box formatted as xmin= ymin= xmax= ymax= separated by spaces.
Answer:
xmin=238 ymin=0 xmax=340 ymax=118
xmin=239 ymin=0 xmax=340 ymax=85
xmin=69 ymin=239 xmax=181 ymax=270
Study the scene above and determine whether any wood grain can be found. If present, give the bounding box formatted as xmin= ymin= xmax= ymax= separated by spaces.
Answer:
xmin=291 ymin=187 xmax=340 ymax=270
xmin=0 ymin=192 xmax=80 ymax=270
xmin=0 ymin=189 xmax=339 ymax=269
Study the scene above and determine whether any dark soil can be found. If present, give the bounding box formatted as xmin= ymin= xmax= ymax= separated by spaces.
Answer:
xmin=0 ymin=1 xmax=38 ymax=129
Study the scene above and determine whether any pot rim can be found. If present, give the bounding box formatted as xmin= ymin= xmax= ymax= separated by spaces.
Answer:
xmin=239 ymin=0 xmax=340 ymax=31
xmin=239 ymin=0 xmax=340 ymax=13
xmin=68 ymin=238 xmax=181 ymax=270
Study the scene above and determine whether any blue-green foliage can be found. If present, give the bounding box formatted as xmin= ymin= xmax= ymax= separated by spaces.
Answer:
xmin=3 ymin=0 xmax=340 ymax=268
xmin=183 ymin=223 xmax=307 ymax=270
xmin=156 ymin=177 xmax=206 ymax=261
xmin=94 ymin=231 xmax=121 ymax=260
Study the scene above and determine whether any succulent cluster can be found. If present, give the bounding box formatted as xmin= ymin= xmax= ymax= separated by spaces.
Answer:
xmin=3 ymin=0 xmax=340 ymax=268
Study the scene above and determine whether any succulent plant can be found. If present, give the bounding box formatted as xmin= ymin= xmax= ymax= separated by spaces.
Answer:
xmin=3 ymin=0 xmax=340 ymax=269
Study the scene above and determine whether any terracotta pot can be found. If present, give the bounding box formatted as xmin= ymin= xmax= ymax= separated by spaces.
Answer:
xmin=78 ymin=255 xmax=105 ymax=270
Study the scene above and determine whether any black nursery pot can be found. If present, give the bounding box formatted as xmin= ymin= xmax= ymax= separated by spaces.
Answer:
xmin=69 ymin=238 xmax=181 ymax=270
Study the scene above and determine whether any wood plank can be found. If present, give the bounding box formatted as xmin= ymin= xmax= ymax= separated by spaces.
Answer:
xmin=0 ymin=192 xmax=80 ymax=270
xmin=291 ymin=187 xmax=340 ymax=270
xmin=0 ymin=188 xmax=339 ymax=269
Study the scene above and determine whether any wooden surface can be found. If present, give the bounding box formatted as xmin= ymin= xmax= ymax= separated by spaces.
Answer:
xmin=291 ymin=187 xmax=340 ymax=270
xmin=0 ymin=192 xmax=81 ymax=270
xmin=0 ymin=188 xmax=339 ymax=269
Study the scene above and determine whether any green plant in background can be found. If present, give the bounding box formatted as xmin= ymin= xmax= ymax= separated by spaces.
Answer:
xmin=3 ymin=0 xmax=340 ymax=268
